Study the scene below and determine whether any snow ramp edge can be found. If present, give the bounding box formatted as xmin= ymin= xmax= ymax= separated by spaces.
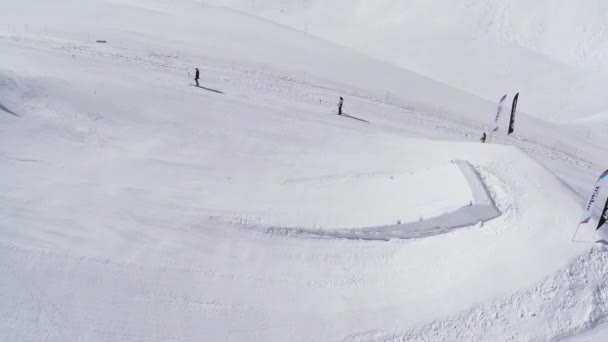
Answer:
xmin=264 ymin=160 xmax=501 ymax=241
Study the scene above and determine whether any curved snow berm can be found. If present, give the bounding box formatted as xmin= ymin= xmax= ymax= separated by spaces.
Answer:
xmin=265 ymin=160 xmax=500 ymax=240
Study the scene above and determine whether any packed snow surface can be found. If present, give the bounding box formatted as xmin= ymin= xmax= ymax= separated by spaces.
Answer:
xmin=210 ymin=0 xmax=608 ymax=124
xmin=2 ymin=0 xmax=608 ymax=341
xmin=221 ymin=162 xmax=474 ymax=229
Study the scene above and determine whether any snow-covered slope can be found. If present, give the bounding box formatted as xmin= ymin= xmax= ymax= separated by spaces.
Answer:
xmin=1 ymin=0 xmax=608 ymax=341
xmin=207 ymin=0 xmax=608 ymax=122
xmin=1 ymin=0 xmax=500 ymax=123
xmin=0 ymin=37 xmax=594 ymax=341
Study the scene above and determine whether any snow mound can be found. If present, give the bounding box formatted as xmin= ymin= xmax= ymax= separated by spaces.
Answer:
xmin=226 ymin=162 xmax=474 ymax=230
xmin=263 ymin=160 xmax=500 ymax=240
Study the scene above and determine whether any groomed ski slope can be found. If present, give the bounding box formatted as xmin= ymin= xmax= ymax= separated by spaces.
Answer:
xmin=2 ymin=0 xmax=608 ymax=341
xmin=209 ymin=0 xmax=608 ymax=125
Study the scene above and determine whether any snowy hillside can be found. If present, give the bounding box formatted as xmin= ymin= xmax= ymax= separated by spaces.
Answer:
xmin=208 ymin=0 xmax=608 ymax=123
xmin=2 ymin=0 xmax=608 ymax=341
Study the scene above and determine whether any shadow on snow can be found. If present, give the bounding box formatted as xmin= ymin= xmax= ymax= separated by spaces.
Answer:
xmin=340 ymin=112 xmax=370 ymax=123
xmin=192 ymin=84 xmax=225 ymax=94
xmin=0 ymin=103 xmax=19 ymax=117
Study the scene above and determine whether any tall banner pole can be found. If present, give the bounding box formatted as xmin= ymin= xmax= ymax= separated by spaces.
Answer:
xmin=597 ymin=196 xmax=608 ymax=231
xmin=508 ymin=93 xmax=519 ymax=135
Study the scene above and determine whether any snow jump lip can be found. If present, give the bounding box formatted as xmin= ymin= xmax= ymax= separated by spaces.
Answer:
xmin=264 ymin=160 xmax=501 ymax=241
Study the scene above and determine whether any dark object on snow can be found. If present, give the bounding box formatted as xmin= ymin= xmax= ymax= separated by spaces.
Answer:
xmin=191 ymin=84 xmax=224 ymax=94
xmin=339 ymin=113 xmax=370 ymax=124
xmin=508 ymin=92 xmax=519 ymax=135
xmin=195 ymin=68 xmax=200 ymax=87
xmin=0 ymin=102 xmax=19 ymax=117
xmin=338 ymin=97 xmax=343 ymax=115
xmin=96 ymin=40 xmax=107 ymax=44
xmin=597 ymin=196 xmax=608 ymax=231
xmin=480 ymin=132 xmax=487 ymax=143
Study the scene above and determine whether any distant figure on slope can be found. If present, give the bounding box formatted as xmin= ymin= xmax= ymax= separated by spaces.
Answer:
xmin=338 ymin=97 xmax=344 ymax=115
xmin=480 ymin=132 xmax=487 ymax=143
xmin=195 ymin=68 xmax=200 ymax=87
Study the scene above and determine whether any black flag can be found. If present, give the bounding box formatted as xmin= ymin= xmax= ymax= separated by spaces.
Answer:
xmin=598 ymin=196 xmax=608 ymax=230
xmin=508 ymin=93 xmax=519 ymax=135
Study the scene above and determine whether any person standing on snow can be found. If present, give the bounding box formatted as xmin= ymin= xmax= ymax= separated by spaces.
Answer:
xmin=480 ymin=132 xmax=487 ymax=143
xmin=338 ymin=97 xmax=344 ymax=115
xmin=195 ymin=68 xmax=200 ymax=87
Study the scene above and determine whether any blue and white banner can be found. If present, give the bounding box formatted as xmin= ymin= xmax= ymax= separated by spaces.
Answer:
xmin=492 ymin=95 xmax=507 ymax=132
xmin=581 ymin=169 xmax=608 ymax=224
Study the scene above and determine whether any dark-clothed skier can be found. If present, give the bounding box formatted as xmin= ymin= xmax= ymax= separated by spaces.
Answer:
xmin=480 ymin=132 xmax=487 ymax=143
xmin=338 ymin=97 xmax=344 ymax=115
xmin=195 ymin=68 xmax=200 ymax=87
